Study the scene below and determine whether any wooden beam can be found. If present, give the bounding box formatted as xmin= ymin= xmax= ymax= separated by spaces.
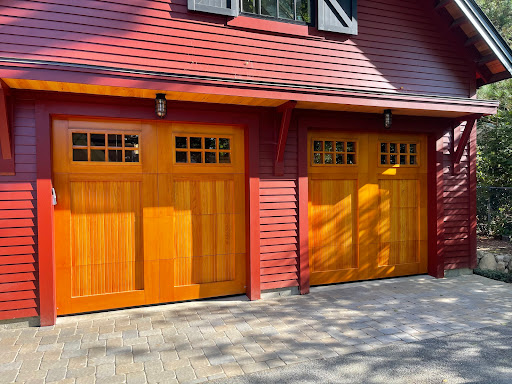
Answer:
xmin=476 ymin=54 xmax=497 ymax=66
xmin=464 ymin=34 xmax=484 ymax=47
xmin=274 ymin=100 xmax=297 ymax=176
xmin=0 ymin=80 xmax=12 ymax=160
xmin=468 ymin=124 xmax=478 ymax=269
xmin=435 ymin=0 xmax=452 ymax=11
xmin=297 ymin=118 xmax=310 ymax=294
xmin=453 ymin=118 xmax=476 ymax=165
xmin=247 ymin=115 xmax=261 ymax=301
xmin=450 ymin=17 xmax=468 ymax=29
xmin=454 ymin=113 xmax=483 ymax=123
xmin=36 ymin=101 xmax=57 ymax=326
xmin=489 ymin=71 xmax=512 ymax=83
xmin=427 ymin=132 xmax=445 ymax=278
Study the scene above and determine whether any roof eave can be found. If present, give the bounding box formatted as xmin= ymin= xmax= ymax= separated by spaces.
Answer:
xmin=454 ymin=0 xmax=512 ymax=82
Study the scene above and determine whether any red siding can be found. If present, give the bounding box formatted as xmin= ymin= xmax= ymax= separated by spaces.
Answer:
xmin=443 ymin=125 xmax=472 ymax=270
xmin=0 ymin=0 xmax=471 ymax=97
xmin=0 ymin=99 xmax=38 ymax=321
xmin=259 ymin=120 xmax=299 ymax=291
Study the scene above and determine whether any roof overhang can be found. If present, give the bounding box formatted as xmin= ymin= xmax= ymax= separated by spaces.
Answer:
xmin=0 ymin=62 xmax=498 ymax=119
xmin=435 ymin=0 xmax=512 ymax=86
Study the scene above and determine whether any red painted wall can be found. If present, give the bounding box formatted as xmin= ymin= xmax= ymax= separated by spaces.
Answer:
xmin=259 ymin=114 xmax=300 ymax=290
xmin=0 ymin=98 xmax=38 ymax=321
xmin=442 ymin=123 xmax=474 ymax=270
xmin=0 ymin=0 xmax=472 ymax=97
xmin=0 ymin=90 xmax=479 ymax=323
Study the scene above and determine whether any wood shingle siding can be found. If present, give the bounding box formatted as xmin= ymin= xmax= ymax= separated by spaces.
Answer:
xmin=0 ymin=100 xmax=38 ymax=321
xmin=0 ymin=0 xmax=470 ymax=97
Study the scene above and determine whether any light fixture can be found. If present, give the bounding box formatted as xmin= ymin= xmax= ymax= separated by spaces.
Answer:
xmin=384 ymin=109 xmax=392 ymax=129
xmin=155 ymin=93 xmax=167 ymax=119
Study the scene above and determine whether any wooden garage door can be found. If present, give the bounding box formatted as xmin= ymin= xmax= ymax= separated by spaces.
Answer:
xmin=53 ymin=118 xmax=245 ymax=315
xmin=308 ymin=132 xmax=427 ymax=285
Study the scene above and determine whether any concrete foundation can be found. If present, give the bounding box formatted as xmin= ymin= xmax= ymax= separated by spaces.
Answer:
xmin=261 ymin=287 xmax=300 ymax=299
xmin=444 ymin=268 xmax=474 ymax=277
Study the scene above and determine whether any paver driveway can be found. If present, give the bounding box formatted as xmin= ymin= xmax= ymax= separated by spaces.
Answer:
xmin=1 ymin=274 xmax=511 ymax=384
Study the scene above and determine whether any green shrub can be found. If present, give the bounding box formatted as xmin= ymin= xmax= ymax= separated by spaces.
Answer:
xmin=489 ymin=203 xmax=512 ymax=237
xmin=474 ymin=268 xmax=512 ymax=283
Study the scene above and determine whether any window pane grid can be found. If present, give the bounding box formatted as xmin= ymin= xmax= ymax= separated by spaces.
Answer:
xmin=312 ymin=139 xmax=357 ymax=166
xmin=71 ymin=132 xmax=139 ymax=163
xmin=174 ymin=135 xmax=232 ymax=164
xmin=241 ymin=0 xmax=310 ymax=22
xmin=379 ymin=142 xmax=419 ymax=167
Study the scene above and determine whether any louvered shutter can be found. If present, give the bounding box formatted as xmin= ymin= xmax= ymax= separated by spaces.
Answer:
xmin=317 ymin=0 xmax=357 ymax=35
xmin=188 ymin=0 xmax=238 ymax=16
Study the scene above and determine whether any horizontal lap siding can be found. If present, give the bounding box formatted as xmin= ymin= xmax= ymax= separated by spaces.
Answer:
xmin=259 ymin=122 xmax=299 ymax=291
xmin=443 ymin=128 xmax=471 ymax=270
xmin=0 ymin=99 xmax=38 ymax=321
xmin=0 ymin=0 xmax=470 ymax=97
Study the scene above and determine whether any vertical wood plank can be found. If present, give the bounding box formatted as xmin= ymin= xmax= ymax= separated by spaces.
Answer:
xmin=36 ymin=101 xmax=56 ymax=326
xmin=248 ymin=118 xmax=261 ymax=299
xmin=428 ymin=132 xmax=445 ymax=278
xmin=468 ymin=121 xmax=477 ymax=269
xmin=297 ymin=119 xmax=310 ymax=294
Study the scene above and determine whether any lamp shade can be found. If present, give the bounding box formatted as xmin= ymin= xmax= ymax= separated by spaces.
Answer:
xmin=155 ymin=93 xmax=167 ymax=119
xmin=384 ymin=109 xmax=392 ymax=129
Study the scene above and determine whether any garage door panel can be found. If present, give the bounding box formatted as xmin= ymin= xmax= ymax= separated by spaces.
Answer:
xmin=378 ymin=241 xmax=419 ymax=267
xmin=174 ymin=254 xmax=236 ymax=286
xmin=54 ymin=119 xmax=246 ymax=315
xmin=173 ymin=252 xmax=245 ymax=300
xmin=309 ymin=132 xmax=427 ymax=285
xmin=70 ymin=180 xmax=144 ymax=297
xmin=71 ymin=261 xmax=144 ymax=297
xmin=309 ymin=178 xmax=358 ymax=275
xmin=377 ymin=178 xmax=421 ymax=269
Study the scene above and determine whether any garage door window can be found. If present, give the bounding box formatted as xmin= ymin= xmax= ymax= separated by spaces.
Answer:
xmin=380 ymin=142 xmax=418 ymax=167
xmin=175 ymin=135 xmax=232 ymax=164
xmin=312 ymin=139 xmax=357 ymax=165
xmin=71 ymin=132 xmax=140 ymax=163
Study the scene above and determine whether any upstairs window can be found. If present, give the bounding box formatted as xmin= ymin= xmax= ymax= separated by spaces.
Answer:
xmin=188 ymin=0 xmax=357 ymax=35
xmin=241 ymin=0 xmax=311 ymax=23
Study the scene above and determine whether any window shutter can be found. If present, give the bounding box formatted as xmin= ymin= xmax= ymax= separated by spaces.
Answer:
xmin=187 ymin=0 xmax=238 ymax=16
xmin=317 ymin=0 xmax=357 ymax=35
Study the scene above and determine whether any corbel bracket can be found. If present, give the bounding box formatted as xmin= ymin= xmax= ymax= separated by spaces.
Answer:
xmin=0 ymin=80 xmax=12 ymax=160
xmin=451 ymin=114 xmax=482 ymax=173
xmin=274 ymin=100 xmax=297 ymax=176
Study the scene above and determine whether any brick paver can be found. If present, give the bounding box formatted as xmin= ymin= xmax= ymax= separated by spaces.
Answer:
xmin=1 ymin=274 xmax=512 ymax=383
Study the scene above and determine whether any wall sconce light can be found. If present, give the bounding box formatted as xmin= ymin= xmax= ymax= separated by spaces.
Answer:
xmin=384 ymin=109 xmax=392 ymax=129
xmin=155 ymin=93 xmax=167 ymax=119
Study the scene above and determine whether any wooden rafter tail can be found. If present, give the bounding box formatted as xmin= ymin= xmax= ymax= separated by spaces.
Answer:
xmin=0 ymin=80 xmax=12 ymax=160
xmin=450 ymin=17 xmax=467 ymax=29
xmin=435 ymin=0 xmax=451 ymax=11
xmin=274 ymin=100 xmax=297 ymax=176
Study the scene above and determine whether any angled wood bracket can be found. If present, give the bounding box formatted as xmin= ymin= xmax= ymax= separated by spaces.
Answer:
xmin=451 ymin=114 xmax=481 ymax=174
xmin=0 ymin=80 xmax=12 ymax=160
xmin=274 ymin=100 xmax=297 ymax=176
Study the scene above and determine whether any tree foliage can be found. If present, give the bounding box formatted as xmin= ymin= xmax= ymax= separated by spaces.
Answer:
xmin=476 ymin=0 xmax=512 ymax=45
xmin=476 ymin=0 xmax=512 ymax=187
xmin=477 ymin=82 xmax=512 ymax=186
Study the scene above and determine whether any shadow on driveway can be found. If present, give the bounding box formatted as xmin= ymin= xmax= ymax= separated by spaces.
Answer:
xmin=216 ymin=324 xmax=512 ymax=384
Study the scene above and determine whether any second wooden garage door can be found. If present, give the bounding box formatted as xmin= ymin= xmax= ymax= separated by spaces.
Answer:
xmin=53 ymin=119 xmax=245 ymax=315
xmin=308 ymin=132 xmax=428 ymax=285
